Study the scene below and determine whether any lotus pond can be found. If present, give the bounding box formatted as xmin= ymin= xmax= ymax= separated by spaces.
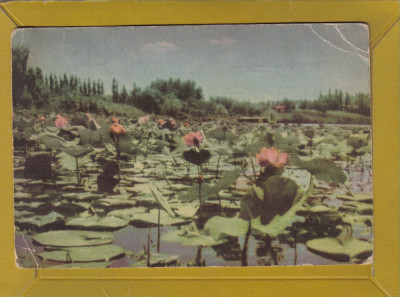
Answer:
xmin=13 ymin=114 xmax=373 ymax=268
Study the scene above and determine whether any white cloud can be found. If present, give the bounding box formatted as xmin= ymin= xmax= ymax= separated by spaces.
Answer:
xmin=140 ymin=41 xmax=177 ymax=53
xmin=209 ymin=37 xmax=237 ymax=45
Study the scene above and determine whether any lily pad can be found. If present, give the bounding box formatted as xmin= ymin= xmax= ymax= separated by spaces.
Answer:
xmin=15 ymin=211 xmax=64 ymax=230
xmin=66 ymin=215 xmax=129 ymax=231
xmin=63 ymin=192 xmax=104 ymax=201
xmin=107 ymin=206 xmax=147 ymax=220
xmin=131 ymin=253 xmax=179 ymax=267
xmin=204 ymin=216 xmax=249 ymax=241
xmin=336 ymin=193 xmax=373 ymax=204
xmin=132 ymin=209 xmax=190 ymax=226
xmin=162 ymin=230 xmax=228 ymax=247
xmin=57 ymin=151 xmax=93 ymax=171
xmin=179 ymin=169 xmax=241 ymax=203
xmin=93 ymin=198 xmax=137 ymax=209
xmin=33 ymin=230 xmax=114 ymax=247
xmin=293 ymin=157 xmax=347 ymax=184
xmin=64 ymin=144 xmax=93 ymax=158
xmin=51 ymin=261 xmax=110 ymax=268
xmin=306 ymin=238 xmax=373 ymax=262
xmin=38 ymin=244 xmax=125 ymax=263
xmin=296 ymin=205 xmax=333 ymax=216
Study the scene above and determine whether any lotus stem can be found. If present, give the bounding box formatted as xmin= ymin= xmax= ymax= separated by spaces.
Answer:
xmin=215 ymin=154 xmax=221 ymax=179
xmin=265 ymin=235 xmax=278 ymax=265
xmin=250 ymin=157 xmax=256 ymax=178
xmin=116 ymin=136 xmax=120 ymax=163
xmin=241 ymin=220 xmax=251 ymax=266
xmin=198 ymin=181 xmax=202 ymax=208
xmin=195 ymin=246 xmax=202 ymax=266
xmin=217 ymin=193 xmax=222 ymax=212
xmin=293 ymin=234 xmax=297 ymax=266
xmin=75 ymin=157 xmax=80 ymax=186
xmin=147 ymin=228 xmax=151 ymax=267
xmin=157 ymin=207 xmax=161 ymax=253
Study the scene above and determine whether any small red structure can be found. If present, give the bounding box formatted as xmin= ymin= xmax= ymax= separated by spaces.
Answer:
xmin=273 ymin=105 xmax=286 ymax=113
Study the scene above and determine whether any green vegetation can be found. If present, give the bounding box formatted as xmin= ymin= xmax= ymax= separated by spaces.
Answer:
xmin=12 ymin=46 xmax=370 ymax=124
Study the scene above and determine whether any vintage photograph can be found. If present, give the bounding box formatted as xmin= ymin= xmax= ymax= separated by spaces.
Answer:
xmin=12 ymin=24 xmax=372 ymax=268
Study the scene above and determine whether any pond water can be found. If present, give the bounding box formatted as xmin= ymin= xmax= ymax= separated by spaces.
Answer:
xmin=13 ymin=120 xmax=373 ymax=268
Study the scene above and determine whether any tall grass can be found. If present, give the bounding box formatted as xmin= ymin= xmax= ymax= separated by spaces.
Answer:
xmin=53 ymin=95 xmax=144 ymax=117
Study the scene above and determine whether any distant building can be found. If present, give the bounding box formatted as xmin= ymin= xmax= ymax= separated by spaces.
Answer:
xmin=273 ymin=105 xmax=287 ymax=112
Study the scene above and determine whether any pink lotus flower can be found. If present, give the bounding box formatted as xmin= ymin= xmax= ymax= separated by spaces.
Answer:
xmin=183 ymin=131 xmax=203 ymax=147
xmin=256 ymin=147 xmax=288 ymax=168
xmin=138 ymin=114 xmax=151 ymax=124
xmin=54 ymin=114 xmax=68 ymax=128
xmin=158 ymin=119 xmax=166 ymax=126
xmin=110 ymin=123 xmax=127 ymax=137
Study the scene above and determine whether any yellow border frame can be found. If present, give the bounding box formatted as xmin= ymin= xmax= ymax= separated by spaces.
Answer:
xmin=0 ymin=1 xmax=398 ymax=296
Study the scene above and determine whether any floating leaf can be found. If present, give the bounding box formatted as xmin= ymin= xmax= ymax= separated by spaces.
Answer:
xmin=131 ymin=253 xmax=179 ymax=267
xmin=178 ymin=169 xmax=240 ymax=202
xmin=58 ymin=152 xmax=93 ymax=171
xmin=206 ymin=127 xmax=235 ymax=142
xmin=64 ymin=144 xmax=93 ymax=158
xmin=161 ymin=230 xmax=228 ymax=247
xmin=107 ymin=206 xmax=147 ymax=221
xmin=15 ymin=211 xmax=64 ymax=230
xmin=132 ymin=209 xmax=190 ymax=226
xmin=306 ymin=238 xmax=373 ymax=262
xmin=347 ymin=136 xmax=368 ymax=150
xmin=174 ymin=203 xmax=200 ymax=218
xmin=78 ymin=129 xmax=103 ymax=146
xmin=293 ymin=157 xmax=347 ymax=184
xmin=51 ymin=262 xmax=110 ymax=268
xmin=37 ymin=134 xmax=64 ymax=149
xmin=274 ymin=134 xmax=300 ymax=154
xmin=33 ymin=230 xmax=114 ymax=247
xmin=66 ymin=215 xmax=129 ymax=231
xmin=204 ymin=216 xmax=249 ymax=241
xmin=38 ymin=244 xmax=125 ymax=263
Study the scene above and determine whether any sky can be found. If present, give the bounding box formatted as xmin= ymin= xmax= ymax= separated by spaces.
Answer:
xmin=12 ymin=24 xmax=370 ymax=102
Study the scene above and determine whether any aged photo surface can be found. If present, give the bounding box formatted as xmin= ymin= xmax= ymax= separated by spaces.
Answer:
xmin=13 ymin=24 xmax=372 ymax=268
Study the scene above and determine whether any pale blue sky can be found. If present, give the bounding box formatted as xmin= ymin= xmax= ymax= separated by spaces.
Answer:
xmin=12 ymin=24 xmax=370 ymax=102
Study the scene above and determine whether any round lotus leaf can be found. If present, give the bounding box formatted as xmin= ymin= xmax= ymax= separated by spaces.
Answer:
xmin=131 ymin=253 xmax=179 ymax=267
xmin=33 ymin=230 xmax=114 ymax=247
xmin=38 ymin=244 xmax=125 ymax=263
xmin=162 ymin=230 xmax=228 ymax=247
xmin=64 ymin=145 xmax=93 ymax=158
xmin=66 ymin=215 xmax=129 ymax=231
xmin=51 ymin=261 xmax=110 ymax=268
xmin=132 ymin=209 xmax=190 ymax=227
xmin=15 ymin=211 xmax=64 ymax=230
xmin=306 ymin=237 xmax=373 ymax=262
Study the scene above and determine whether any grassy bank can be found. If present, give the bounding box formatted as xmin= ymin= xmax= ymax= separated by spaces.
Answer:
xmin=267 ymin=110 xmax=370 ymax=125
xmin=17 ymin=95 xmax=145 ymax=118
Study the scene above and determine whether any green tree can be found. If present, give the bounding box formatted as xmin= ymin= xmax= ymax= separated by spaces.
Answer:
xmin=112 ymin=78 xmax=119 ymax=103
xmin=12 ymin=46 xmax=30 ymax=107
xmin=120 ymin=85 xmax=129 ymax=104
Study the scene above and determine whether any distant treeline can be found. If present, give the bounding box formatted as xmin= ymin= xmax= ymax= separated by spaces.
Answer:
xmin=12 ymin=46 xmax=370 ymax=118
xmin=12 ymin=47 xmax=105 ymax=109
